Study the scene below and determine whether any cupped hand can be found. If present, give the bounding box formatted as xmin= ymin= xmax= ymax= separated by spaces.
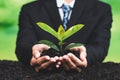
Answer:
xmin=30 ymin=44 xmax=57 ymax=72
xmin=60 ymin=46 xmax=88 ymax=72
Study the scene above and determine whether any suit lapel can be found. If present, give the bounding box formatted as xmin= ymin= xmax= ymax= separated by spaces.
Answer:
xmin=43 ymin=0 xmax=85 ymax=30
xmin=43 ymin=0 xmax=62 ymax=31
xmin=68 ymin=0 xmax=85 ymax=28
xmin=41 ymin=0 xmax=95 ymax=30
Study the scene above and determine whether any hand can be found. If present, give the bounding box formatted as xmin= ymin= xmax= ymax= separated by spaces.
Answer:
xmin=60 ymin=46 xmax=87 ymax=72
xmin=30 ymin=44 xmax=57 ymax=72
xmin=70 ymin=46 xmax=87 ymax=67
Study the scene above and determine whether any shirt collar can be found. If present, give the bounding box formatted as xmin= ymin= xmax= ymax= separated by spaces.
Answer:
xmin=56 ymin=0 xmax=75 ymax=8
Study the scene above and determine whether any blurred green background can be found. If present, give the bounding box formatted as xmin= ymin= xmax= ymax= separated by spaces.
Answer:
xmin=0 ymin=0 xmax=120 ymax=62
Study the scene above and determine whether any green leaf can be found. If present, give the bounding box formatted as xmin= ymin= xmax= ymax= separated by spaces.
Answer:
xmin=57 ymin=25 xmax=65 ymax=41
xmin=39 ymin=40 xmax=59 ymax=51
xmin=37 ymin=22 xmax=61 ymax=41
xmin=62 ymin=24 xmax=84 ymax=41
xmin=65 ymin=43 xmax=83 ymax=50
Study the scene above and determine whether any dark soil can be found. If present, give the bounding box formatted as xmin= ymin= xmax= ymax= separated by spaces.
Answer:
xmin=41 ymin=48 xmax=79 ymax=58
xmin=0 ymin=60 xmax=120 ymax=80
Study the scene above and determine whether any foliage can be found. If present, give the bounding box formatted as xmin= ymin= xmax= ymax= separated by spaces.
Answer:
xmin=37 ymin=22 xmax=84 ymax=51
xmin=0 ymin=0 xmax=34 ymax=27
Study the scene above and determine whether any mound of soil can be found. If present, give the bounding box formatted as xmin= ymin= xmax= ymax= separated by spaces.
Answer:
xmin=0 ymin=60 xmax=120 ymax=80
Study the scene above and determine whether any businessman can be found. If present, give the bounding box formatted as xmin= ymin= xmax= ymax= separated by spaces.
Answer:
xmin=16 ymin=0 xmax=112 ymax=72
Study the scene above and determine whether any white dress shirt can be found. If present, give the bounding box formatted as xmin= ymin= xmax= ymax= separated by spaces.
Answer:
xmin=56 ymin=0 xmax=75 ymax=21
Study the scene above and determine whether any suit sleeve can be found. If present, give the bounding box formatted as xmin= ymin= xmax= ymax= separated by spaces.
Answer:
xmin=85 ymin=5 xmax=113 ymax=66
xmin=15 ymin=5 xmax=38 ymax=65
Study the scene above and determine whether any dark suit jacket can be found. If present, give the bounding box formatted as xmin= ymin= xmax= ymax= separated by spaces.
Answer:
xmin=15 ymin=0 xmax=112 ymax=66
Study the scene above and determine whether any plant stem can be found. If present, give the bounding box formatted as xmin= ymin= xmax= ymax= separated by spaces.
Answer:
xmin=60 ymin=45 xmax=63 ymax=52
xmin=59 ymin=41 xmax=63 ymax=52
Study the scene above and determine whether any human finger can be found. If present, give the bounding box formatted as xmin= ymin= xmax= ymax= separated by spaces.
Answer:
xmin=30 ymin=56 xmax=37 ymax=66
xmin=33 ymin=50 xmax=41 ymax=58
xmin=67 ymin=53 xmax=85 ymax=72
xmin=35 ymin=57 xmax=56 ymax=72
xmin=36 ymin=56 xmax=51 ymax=65
xmin=67 ymin=53 xmax=82 ymax=64
xmin=32 ymin=44 xmax=50 ymax=58
xmin=32 ymin=44 xmax=41 ymax=58
xmin=68 ymin=53 xmax=87 ymax=69
xmin=37 ymin=44 xmax=50 ymax=52
xmin=67 ymin=53 xmax=86 ymax=70
xmin=70 ymin=46 xmax=86 ymax=55
xmin=60 ymin=56 xmax=69 ymax=71
xmin=79 ymin=53 xmax=88 ymax=68
xmin=62 ymin=55 xmax=77 ymax=70
xmin=54 ymin=56 xmax=61 ymax=68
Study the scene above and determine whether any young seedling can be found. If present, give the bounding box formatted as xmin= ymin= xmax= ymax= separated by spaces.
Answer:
xmin=37 ymin=22 xmax=84 ymax=57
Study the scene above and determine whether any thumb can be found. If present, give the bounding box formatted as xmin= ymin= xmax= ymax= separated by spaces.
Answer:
xmin=80 ymin=51 xmax=87 ymax=61
xmin=34 ymin=51 xmax=41 ymax=58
